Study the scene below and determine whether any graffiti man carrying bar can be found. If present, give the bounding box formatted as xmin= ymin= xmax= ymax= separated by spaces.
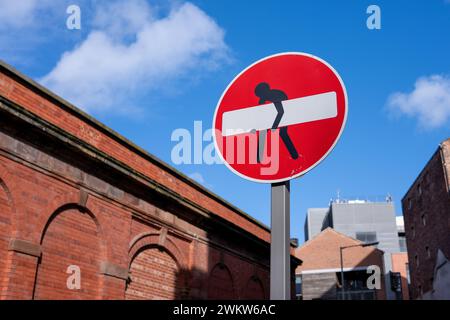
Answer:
xmin=255 ymin=82 xmax=299 ymax=163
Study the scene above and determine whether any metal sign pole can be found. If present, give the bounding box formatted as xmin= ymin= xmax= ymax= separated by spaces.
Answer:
xmin=270 ymin=181 xmax=291 ymax=300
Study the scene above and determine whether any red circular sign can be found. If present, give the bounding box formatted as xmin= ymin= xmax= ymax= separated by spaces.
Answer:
xmin=213 ymin=52 xmax=348 ymax=183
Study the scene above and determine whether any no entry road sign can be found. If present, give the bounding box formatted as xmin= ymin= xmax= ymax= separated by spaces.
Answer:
xmin=213 ymin=52 xmax=348 ymax=183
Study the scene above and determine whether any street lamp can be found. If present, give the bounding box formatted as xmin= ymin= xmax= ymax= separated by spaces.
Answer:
xmin=339 ymin=241 xmax=379 ymax=300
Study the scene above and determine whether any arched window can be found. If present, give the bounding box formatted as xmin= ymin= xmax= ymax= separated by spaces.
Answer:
xmin=243 ymin=275 xmax=265 ymax=300
xmin=126 ymin=246 xmax=183 ymax=300
xmin=0 ymin=179 xmax=13 ymax=291
xmin=34 ymin=204 xmax=104 ymax=299
xmin=207 ymin=263 xmax=235 ymax=299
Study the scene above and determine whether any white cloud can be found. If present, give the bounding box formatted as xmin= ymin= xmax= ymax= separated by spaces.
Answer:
xmin=387 ymin=75 xmax=450 ymax=129
xmin=0 ymin=0 xmax=39 ymax=28
xmin=188 ymin=172 xmax=206 ymax=185
xmin=40 ymin=1 xmax=229 ymax=114
xmin=0 ymin=0 xmax=56 ymax=30
xmin=188 ymin=172 xmax=213 ymax=189
xmin=92 ymin=0 xmax=154 ymax=39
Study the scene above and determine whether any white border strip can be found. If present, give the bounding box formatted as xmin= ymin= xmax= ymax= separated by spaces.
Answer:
xmin=299 ymin=266 xmax=369 ymax=275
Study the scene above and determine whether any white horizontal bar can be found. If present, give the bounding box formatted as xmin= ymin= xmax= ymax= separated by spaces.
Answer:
xmin=299 ymin=266 xmax=370 ymax=275
xmin=222 ymin=91 xmax=337 ymax=136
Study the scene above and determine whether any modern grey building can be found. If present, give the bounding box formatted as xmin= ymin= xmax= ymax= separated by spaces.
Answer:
xmin=304 ymin=208 xmax=329 ymax=241
xmin=304 ymin=198 xmax=405 ymax=299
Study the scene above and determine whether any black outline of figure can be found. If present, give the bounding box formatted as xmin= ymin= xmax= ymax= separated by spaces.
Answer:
xmin=254 ymin=82 xmax=299 ymax=162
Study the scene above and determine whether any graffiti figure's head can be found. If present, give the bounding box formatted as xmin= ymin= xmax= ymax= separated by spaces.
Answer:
xmin=254 ymin=82 xmax=271 ymax=100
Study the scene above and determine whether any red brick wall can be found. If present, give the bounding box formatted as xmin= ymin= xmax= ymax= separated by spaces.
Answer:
xmin=0 ymin=180 xmax=13 ymax=296
xmin=207 ymin=264 xmax=235 ymax=299
xmin=125 ymin=248 xmax=182 ymax=300
xmin=391 ymin=253 xmax=410 ymax=300
xmin=402 ymin=139 xmax=450 ymax=299
xmin=242 ymin=277 xmax=265 ymax=300
xmin=0 ymin=141 xmax=270 ymax=300
xmin=1 ymin=252 xmax=39 ymax=299
xmin=295 ymin=228 xmax=385 ymax=272
xmin=0 ymin=62 xmax=301 ymax=300
xmin=34 ymin=206 xmax=103 ymax=300
xmin=295 ymin=228 xmax=386 ymax=300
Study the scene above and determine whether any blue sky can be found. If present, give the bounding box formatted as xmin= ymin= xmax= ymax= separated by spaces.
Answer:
xmin=1 ymin=0 xmax=449 ymax=242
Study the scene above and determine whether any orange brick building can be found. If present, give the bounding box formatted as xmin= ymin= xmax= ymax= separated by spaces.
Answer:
xmin=0 ymin=61 xmax=300 ymax=300
xmin=295 ymin=228 xmax=386 ymax=300
xmin=391 ymin=253 xmax=410 ymax=300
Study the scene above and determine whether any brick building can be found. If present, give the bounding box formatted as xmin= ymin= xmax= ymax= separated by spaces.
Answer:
xmin=402 ymin=138 xmax=450 ymax=299
xmin=295 ymin=228 xmax=386 ymax=300
xmin=304 ymin=199 xmax=406 ymax=299
xmin=390 ymin=216 xmax=410 ymax=300
xmin=391 ymin=253 xmax=410 ymax=300
xmin=0 ymin=61 xmax=300 ymax=300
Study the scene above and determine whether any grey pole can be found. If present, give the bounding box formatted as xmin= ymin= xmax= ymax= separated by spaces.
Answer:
xmin=340 ymin=247 xmax=345 ymax=300
xmin=270 ymin=181 xmax=290 ymax=300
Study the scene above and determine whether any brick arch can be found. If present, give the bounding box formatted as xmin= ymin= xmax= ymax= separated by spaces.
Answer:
xmin=36 ymin=188 xmax=84 ymax=236
xmin=0 ymin=164 xmax=17 ymax=235
xmin=242 ymin=275 xmax=265 ymax=300
xmin=36 ymin=199 xmax=112 ymax=260
xmin=207 ymin=262 xmax=236 ymax=299
xmin=38 ymin=203 xmax=104 ymax=243
xmin=33 ymin=203 xmax=106 ymax=299
xmin=128 ymin=232 xmax=187 ymax=270
xmin=0 ymin=173 xmax=16 ymax=293
xmin=126 ymin=233 xmax=188 ymax=300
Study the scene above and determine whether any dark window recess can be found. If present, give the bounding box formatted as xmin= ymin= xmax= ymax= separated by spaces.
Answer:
xmin=336 ymin=270 xmax=376 ymax=300
xmin=356 ymin=232 xmax=377 ymax=244
xmin=390 ymin=272 xmax=402 ymax=292
xmin=295 ymin=275 xmax=302 ymax=298
xmin=398 ymin=235 xmax=407 ymax=252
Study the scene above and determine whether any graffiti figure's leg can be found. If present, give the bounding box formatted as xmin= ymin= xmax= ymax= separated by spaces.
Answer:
xmin=258 ymin=129 xmax=267 ymax=163
xmin=280 ymin=127 xmax=298 ymax=159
